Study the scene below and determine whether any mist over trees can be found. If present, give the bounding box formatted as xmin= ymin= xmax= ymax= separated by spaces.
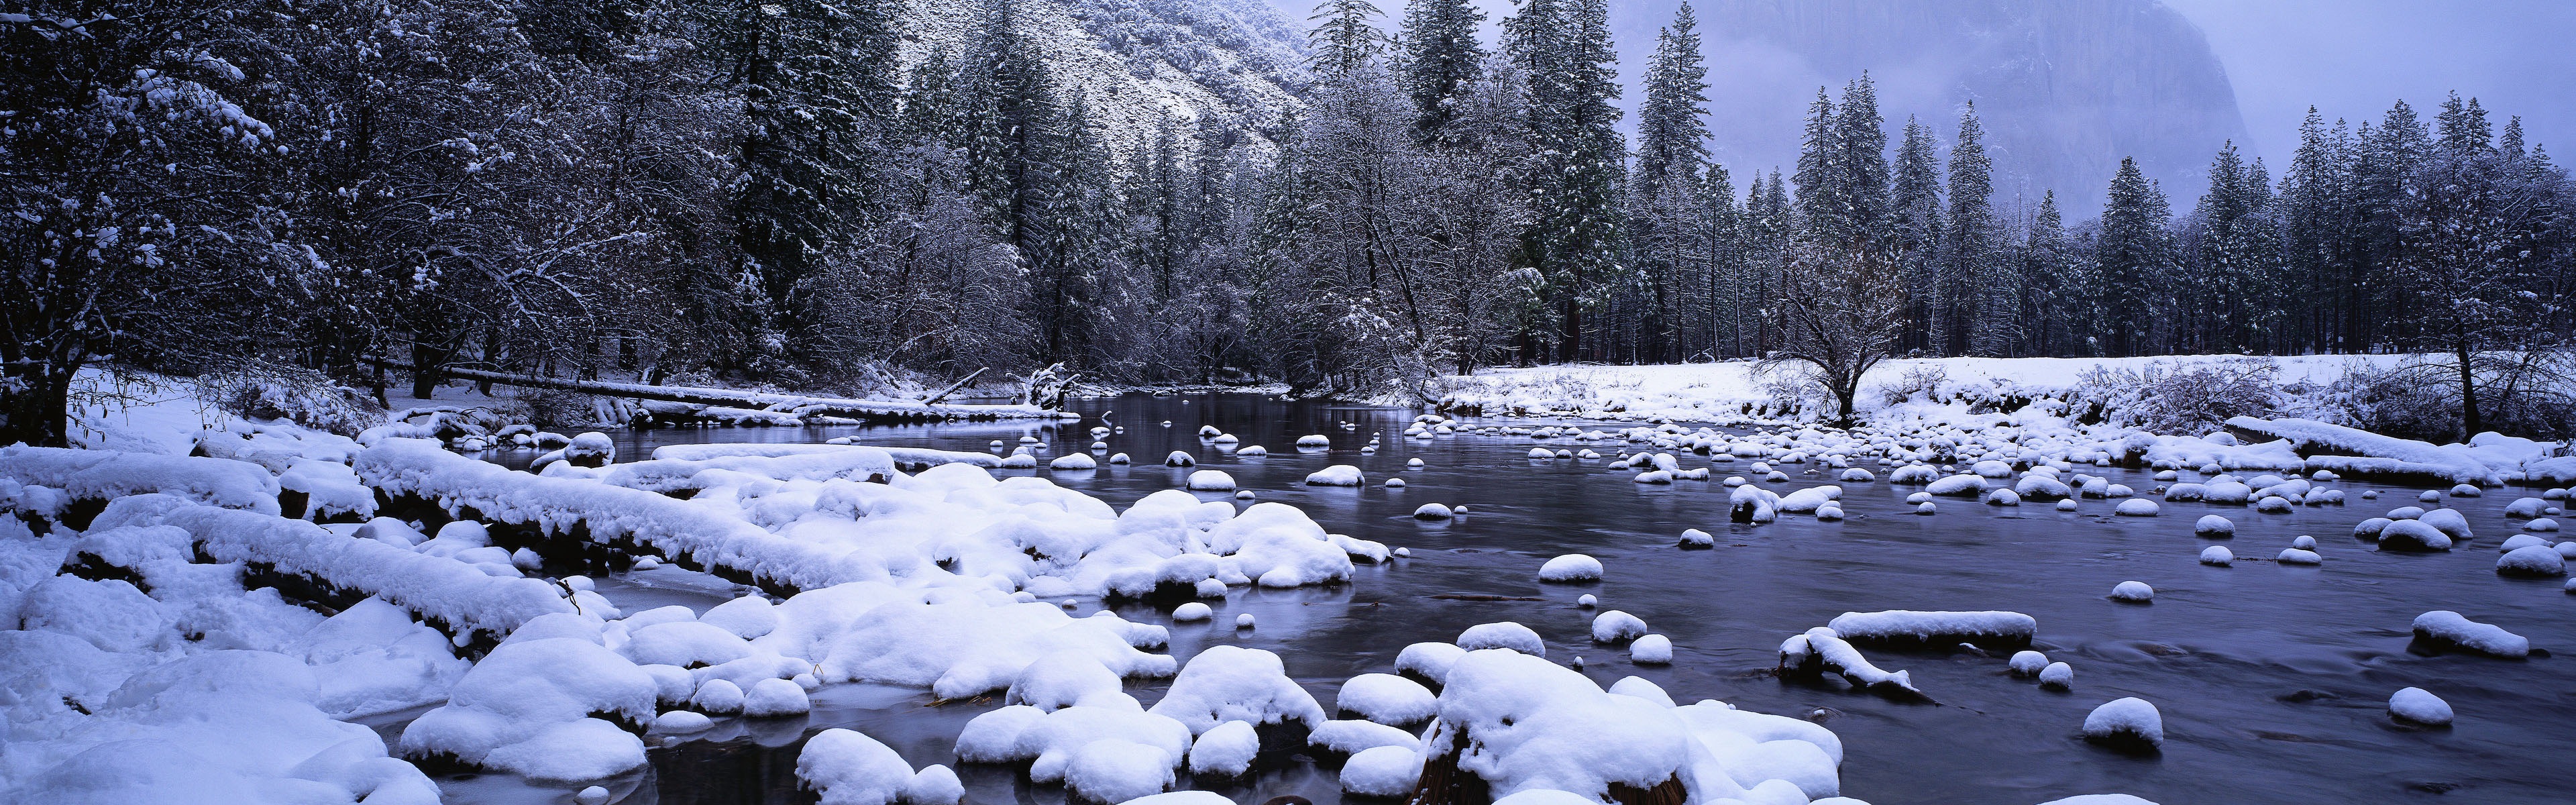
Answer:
xmin=3 ymin=0 xmax=2571 ymax=447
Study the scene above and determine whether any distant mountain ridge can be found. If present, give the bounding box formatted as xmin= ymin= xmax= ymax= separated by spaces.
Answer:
xmin=1623 ymin=0 xmax=2249 ymax=211
xmin=898 ymin=0 xmax=1311 ymax=151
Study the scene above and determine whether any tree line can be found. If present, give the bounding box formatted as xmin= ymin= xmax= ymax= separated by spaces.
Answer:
xmin=4 ymin=0 xmax=2570 ymax=447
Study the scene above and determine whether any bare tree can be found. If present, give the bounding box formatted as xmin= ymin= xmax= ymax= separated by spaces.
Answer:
xmin=1760 ymin=235 xmax=1910 ymax=425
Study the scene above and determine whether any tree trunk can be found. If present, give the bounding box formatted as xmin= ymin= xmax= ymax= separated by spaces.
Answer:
xmin=2456 ymin=341 xmax=2481 ymax=439
xmin=411 ymin=341 xmax=445 ymax=400
xmin=1 ymin=363 xmax=75 ymax=448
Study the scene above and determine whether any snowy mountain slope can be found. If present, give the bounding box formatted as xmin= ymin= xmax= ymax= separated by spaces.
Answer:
xmin=900 ymin=0 xmax=1311 ymax=150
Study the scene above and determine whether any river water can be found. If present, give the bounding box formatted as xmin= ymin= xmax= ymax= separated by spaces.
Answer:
xmin=445 ymin=392 xmax=2576 ymax=805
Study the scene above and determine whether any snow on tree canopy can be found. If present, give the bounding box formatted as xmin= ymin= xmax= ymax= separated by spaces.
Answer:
xmin=0 ymin=445 xmax=281 ymax=515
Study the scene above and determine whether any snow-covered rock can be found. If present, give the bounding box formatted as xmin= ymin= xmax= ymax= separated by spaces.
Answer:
xmin=1824 ymin=610 xmax=2036 ymax=649
xmin=2497 ymin=545 xmax=2567 ymax=577
xmin=1336 ymin=673 xmax=1437 ymax=726
xmin=2108 ymin=581 xmax=2153 ymax=603
xmin=2081 ymin=697 xmax=2163 ymax=751
xmin=1538 ymin=554 xmax=1604 ymax=582
xmin=1340 ymin=745 xmax=1425 ymax=796
xmin=2410 ymin=610 xmax=2529 ymax=658
xmin=1589 ymin=610 xmax=1649 ymax=644
xmin=1146 ymin=645 xmax=1325 ymax=736
xmin=798 ymin=729 xmax=915 ymax=805
xmin=1305 ymin=465 xmax=1366 ymax=486
xmin=2388 ymin=688 xmax=2453 ymax=726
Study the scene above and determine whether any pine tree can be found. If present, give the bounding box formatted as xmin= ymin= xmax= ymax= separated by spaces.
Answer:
xmin=1308 ymin=0 xmax=1389 ymax=77
xmin=2015 ymin=191 xmax=2080 ymax=356
xmin=1792 ymin=76 xmax=1890 ymax=249
xmin=1627 ymin=3 xmax=1712 ymax=363
xmin=1834 ymin=75 xmax=1894 ymax=242
xmin=1399 ymin=0 xmax=1485 ymax=140
xmin=1631 ymin=3 xmax=1709 ymax=196
xmin=1948 ymin=104 xmax=2010 ymax=356
xmin=722 ymin=0 xmax=902 ymax=374
xmin=1889 ymin=117 xmax=1943 ymax=354
xmin=2436 ymin=92 xmax=2492 ymax=156
xmin=2094 ymin=157 xmax=2173 ymax=356
xmin=1507 ymin=0 xmax=1624 ymax=362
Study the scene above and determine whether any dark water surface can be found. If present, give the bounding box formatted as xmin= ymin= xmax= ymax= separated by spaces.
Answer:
xmin=447 ymin=393 xmax=2576 ymax=805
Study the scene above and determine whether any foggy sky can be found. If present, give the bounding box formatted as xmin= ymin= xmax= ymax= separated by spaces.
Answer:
xmin=2160 ymin=0 xmax=2576 ymax=161
xmin=1262 ymin=0 xmax=2575 ymax=169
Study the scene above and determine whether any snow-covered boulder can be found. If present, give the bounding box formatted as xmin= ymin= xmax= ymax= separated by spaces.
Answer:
xmin=1825 ymin=610 xmax=2036 ymax=650
xmin=1456 ymin=623 xmax=1546 ymax=657
xmin=2410 ymin=610 xmax=2529 ymax=658
xmin=1146 ymin=645 xmax=1326 ymax=737
xmin=798 ymin=729 xmax=915 ymax=805
xmin=1336 ymin=674 xmax=1436 ymax=726
xmin=1340 ymin=745 xmax=1425 ymax=797
xmin=2082 ymin=698 xmax=2163 ymax=752
xmin=2388 ymin=688 xmax=2453 ymax=727
xmin=1538 ymin=553 xmax=1604 ymax=582
xmin=1305 ymin=465 xmax=1366 ymax=486
xmin=2497 ymin=545 xmax=2567 ymax=577
xmin=1589 ymin=610 xmax=1649 ymax=644
xmin=1419 ymin=648 xmax=1845 ymax=803
xmin=2377 ymin=519 xmax=2453 ymax=551
xmin=398 ymin=637 xmax=657 ymax=781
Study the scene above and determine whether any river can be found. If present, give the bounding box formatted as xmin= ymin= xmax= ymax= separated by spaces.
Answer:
xmin=442 ymin=392 xmax=2576 ymax=805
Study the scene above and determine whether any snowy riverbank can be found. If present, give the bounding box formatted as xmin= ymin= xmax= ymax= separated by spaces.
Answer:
xmin=1426 ymin=355 xmax=2568 ymax=486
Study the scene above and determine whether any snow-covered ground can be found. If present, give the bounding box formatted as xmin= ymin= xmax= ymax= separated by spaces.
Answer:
xmin=1427 ymin=354 xmax=2395 ymax=423
xmin=1426 ymin=355 xmax=2567 ymax=486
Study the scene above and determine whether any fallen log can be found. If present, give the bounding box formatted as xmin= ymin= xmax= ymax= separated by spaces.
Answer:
xmin=361 ymin=358 xmax=1073 ymax=423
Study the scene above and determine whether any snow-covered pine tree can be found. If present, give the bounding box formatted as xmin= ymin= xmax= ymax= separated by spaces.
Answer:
xmin=2436 ymin=92 xmax=2493 ymax=156
xmin=722 ymin=0 xmax=902 ymax=377
xmin=1948 ymin=104 xmax=2013 ymax=357
xmin=2094 ymin=157 xmax=2173 ymax=356
xmin=1308 ymin=0 xmax=1390 ymax=77
xmin=1507 ymin=0 xmax=1624 ymax=362
xmin=1627 ymin=3 xmax=1714 ymax=363
xmin=1793 ymin=76 xmax=1890 ymax=251
xmin=1833 ymin=76 xmax=1894 ymax=244
xmin=1399 ymin=0 xmax=1485 ymax=141
xmin=2013 ymin=191 xmax=2082 ymax=356
xmin=2278 ymin=107 xmax=2362 ymax=352
xmin=1890 ymin=116 xmax=1944 ymax=354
